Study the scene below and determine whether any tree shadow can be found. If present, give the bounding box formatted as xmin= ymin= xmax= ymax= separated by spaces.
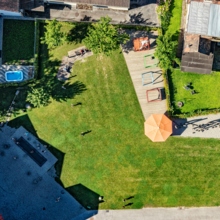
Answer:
xmin=67 ymin=23 xmax=90 ymax=44
xmin=121 ymin=29 xmax=158 ymax=53
xmin=66 ymin=183 xmax=102 ymax=210
xmin=80 ymin=15 xmax=92 ymax=22
xmin=51 ymin=80 xmax=87 ymax=102
xmin=31 ymin=58 xmax=87 ymax=103
xmin=129 ymin=12 xmax=149 ymax=24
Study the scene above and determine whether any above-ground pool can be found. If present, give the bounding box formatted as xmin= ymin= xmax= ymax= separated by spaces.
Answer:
xmin=5 ymin=70 xmax=23 ymax=82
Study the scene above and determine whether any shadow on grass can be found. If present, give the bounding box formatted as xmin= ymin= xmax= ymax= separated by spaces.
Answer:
xmin=8 ymin=114 xmax=100 ymax=213
xmin=67 ymin=23 xmax=90 ymax=44
xmin=66 ymin=183 xmax=102 ymax=210
xmin=31 ymin=58 xmax=87 ymax=103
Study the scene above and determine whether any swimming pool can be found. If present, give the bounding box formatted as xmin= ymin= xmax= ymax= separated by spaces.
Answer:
xmin=5 ymin=70 xmax=23 ymax=82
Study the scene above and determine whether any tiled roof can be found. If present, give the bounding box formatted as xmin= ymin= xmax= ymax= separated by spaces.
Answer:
xmin=0 ymin=0 xmax=19 ymax=12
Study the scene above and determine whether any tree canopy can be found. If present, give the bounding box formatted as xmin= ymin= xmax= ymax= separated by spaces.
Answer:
xmin=26 ymin=87 xmax=50 ymax=108
xmin=41 ymin=19 xmax=66 ymax=49
xmin=154 ymin=34 xmax=179 ymax=70
xmin=83 ymin=16 xmax=129 ymax=55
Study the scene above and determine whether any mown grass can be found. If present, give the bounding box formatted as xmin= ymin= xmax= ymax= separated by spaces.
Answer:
xmin=2 ymin=19 xmax=35 ymax=63
xmin=170 ymin=69 xmax=220 ymax=113
xmin=167 ymin=0 xmax=182 ymax=37
xmin=9 ymin=45 xmax=220 ymax=209
xmin=6 ymin=21 xmax=220 ymax=209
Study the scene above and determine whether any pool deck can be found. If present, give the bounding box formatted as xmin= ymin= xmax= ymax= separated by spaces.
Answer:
xmin=0 ymin=65 xmax=34 ymax=83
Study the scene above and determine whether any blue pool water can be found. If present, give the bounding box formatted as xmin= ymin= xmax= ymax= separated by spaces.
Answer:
xmin=5 ymin=71 xmax=23 ymax=82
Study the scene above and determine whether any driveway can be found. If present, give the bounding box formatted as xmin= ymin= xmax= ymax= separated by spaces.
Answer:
xmin=34 ymin=4 xmax=160 ymax=27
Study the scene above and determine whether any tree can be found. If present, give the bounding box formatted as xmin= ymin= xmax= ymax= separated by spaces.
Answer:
xmin=26 ymin=87 xmax=50 ymax=108
xmin=41 ymin=19 xmax=65 ymax=49
xmin=154 ymin=34 xmax=178 ymax=70
xmin=83 ymin=16 xmax=129 ymax=55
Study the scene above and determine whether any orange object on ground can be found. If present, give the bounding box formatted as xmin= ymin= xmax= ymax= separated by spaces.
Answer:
xmin=133 ymin=37 xmax=150 ymax=51
xmin=144 ymin=114 xmax=172 ymax=142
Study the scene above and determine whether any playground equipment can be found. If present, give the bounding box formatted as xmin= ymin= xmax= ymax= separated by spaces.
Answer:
xmin=133 ymin=37 xmax=150 ymax=52
xmin=144 ymin=54 xmax=159 ymax=68
xmin=141 ymin=71 xmax=162 ymax=86
xmin=146 ymin=88 xmax=162 ymax=102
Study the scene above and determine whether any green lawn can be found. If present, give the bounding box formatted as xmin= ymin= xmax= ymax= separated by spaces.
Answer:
xmin=167 ymin=0 xmax=182 ymax=37
xmin=3 ymin=20 xmax=220 ymax=209
xmin=170 ymin=69 xmax=220 ymax=114
xmin=8 ymin=45 xmax=220 ymax=209
xmin=2 ymin=19 xmax=35 ymax=63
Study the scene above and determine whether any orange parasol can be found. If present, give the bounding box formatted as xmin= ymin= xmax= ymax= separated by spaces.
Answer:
xmin=144 ymin=114 xmax=172 ymax=142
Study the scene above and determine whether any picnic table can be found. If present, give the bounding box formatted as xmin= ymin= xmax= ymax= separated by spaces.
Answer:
xmin=68 ymin=46 xmax=88 ymax=58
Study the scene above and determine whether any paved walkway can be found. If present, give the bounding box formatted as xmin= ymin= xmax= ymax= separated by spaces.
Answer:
xmin=92 ymin=207 xmax=220 ymax=220
xmin=172 ymin=113 xmax=220 ymax=139
xmin=122 ymin=30 xmax=167 ymax=120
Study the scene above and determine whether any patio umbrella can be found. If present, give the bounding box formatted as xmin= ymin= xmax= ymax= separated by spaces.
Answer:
xmin=144 ymin=114 xmax=172 ymax=142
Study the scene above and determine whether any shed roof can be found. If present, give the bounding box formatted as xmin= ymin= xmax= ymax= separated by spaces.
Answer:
xmin=0 ymin=0 xmax=19 ymax=12
xmin=181 ymin=52 xmax=213 ymax=74
xmin=58 ymin=0 xmax=130 ymax=8
xmin=187 ymin=2 xmax=220 ymax=37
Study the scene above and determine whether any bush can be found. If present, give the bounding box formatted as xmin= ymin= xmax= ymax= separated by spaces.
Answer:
xmin=83 ymin=16 xmax=129 ymax=55
xmin=157 ymin=0 xmax=172 ymax=34
xmin=26 ymin=87 xmax=50 ymax=108
xmin=41 ymin=19 xmax=66 ymax=49
xmin=154 ymin=34 xmax=178 ymax=70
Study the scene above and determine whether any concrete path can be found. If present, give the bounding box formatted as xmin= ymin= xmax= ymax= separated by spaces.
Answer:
xmin=92 ymin=207 xmax=220 ymax=220
xmin=172 ymin=113 xmax=220 ymax=139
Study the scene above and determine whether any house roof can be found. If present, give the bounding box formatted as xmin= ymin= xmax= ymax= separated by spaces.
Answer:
xmin=181 ymin=52 xmax=213 ymax=74
xmin=58 ymin=0 xmax=130 ymax=8
xmin=0 ymin=126 xmax=97 ymax=220
xmin=0 ymin=0 xmax=19 ymax=12
xmin=187 ymin=2 xmax=220 ymax=37
xmin=20 ymin=0 xmax=45 ymax=11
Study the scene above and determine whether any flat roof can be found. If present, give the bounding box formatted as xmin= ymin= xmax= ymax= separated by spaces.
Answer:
xmin=0 ymin=0 xmax=19 ymax=12
xmin=0 ymin=126 xmax=97 ymax=220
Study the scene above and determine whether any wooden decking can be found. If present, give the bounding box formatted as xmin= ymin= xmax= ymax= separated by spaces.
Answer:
xmin=122 ymin=31 xmax=167 ymax=120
